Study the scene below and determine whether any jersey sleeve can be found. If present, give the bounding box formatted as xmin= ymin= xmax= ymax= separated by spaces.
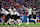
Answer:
xmin=31 ymin=8 xmax=32 ymax=10
xmin=17 ymin=13 xmax=20 ymax=16
xmin=8 ymin=9 xmax=11 ymax=12
xmin=8 ymin=9 xmax=11 ymax=10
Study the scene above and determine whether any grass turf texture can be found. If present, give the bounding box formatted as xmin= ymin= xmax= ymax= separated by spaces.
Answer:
xmin=0 ymin=22 xmax=40 ymax=27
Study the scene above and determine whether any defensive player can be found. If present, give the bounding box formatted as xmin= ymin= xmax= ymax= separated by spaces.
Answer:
xmin=32 ymin=8 xmax=37 ymax=24
xmin=1 ymin=7 xmax=9 ymax=25
xmin=13 ymin=8 xmax=22 ymax=25
xmin=8 ymin=7 xmax=14 ymax=25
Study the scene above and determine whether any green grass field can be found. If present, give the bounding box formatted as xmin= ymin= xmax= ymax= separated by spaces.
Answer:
xmin=0 ymin=22 xmax=40 ymax=27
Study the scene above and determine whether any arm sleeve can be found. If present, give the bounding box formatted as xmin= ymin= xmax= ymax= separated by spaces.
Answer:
xmin=17 ymin=13 xmax=20 ymax=16
xmin=17 ymin=13 xmax=20 ymax=18
xmin=8 ymin=9 xmax=11 ymax=12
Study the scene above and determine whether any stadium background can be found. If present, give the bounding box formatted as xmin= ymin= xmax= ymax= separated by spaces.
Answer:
xmin=0 ymin=0 xmax=40 ymax=22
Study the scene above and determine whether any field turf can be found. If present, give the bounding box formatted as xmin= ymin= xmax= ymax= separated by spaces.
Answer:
xmin=0 ymin=22 xmax=40 ymax=27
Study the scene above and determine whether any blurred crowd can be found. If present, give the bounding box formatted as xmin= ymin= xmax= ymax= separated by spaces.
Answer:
xmin=0 ymin=0 xmax=40 ymax=16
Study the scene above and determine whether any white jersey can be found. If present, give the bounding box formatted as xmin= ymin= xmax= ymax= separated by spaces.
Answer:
xmin=33 ymin=11 xmax=37 ymax=15
xmin=8 ymin=9 xmax=14 ymax=15
xmin=13 ymin=8 xmax=20 ymax=16
xmin=13 ymin=11 xmax=20 ymax=16
xmin=1 ymin=8 xmax=9 ymax=15
xmin=27 ymin=8 xmax=32 ymax=16
xmin=4 ymin=10 xmax=9 ymax=15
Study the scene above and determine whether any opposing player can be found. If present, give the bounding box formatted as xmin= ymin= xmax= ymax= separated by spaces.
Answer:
xmin=8 ymin=7 xmax=14 ymax=25
xmin=1 ymin=7 xmax=9 ymax=25
xmin=32 ymin=8 xmax=37 ymax=24
xmin=13 ymin=8 xmax=22 ymax=25
xmin=0 ymin=11 xmax=4 ymax=25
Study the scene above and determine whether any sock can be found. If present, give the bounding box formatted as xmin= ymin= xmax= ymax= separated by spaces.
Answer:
xmin=14 ymin=23 xmax=16 ymax=25
xmin=18 ymin=22 xmax=21 ymax=25
xmin=35 ymin=19 xmax=37 ymax=23
xmin=8 ymin=23 xmax=10 ymax=25
xmin=34 ymin=21 xmax=35 ymax=23
xmin=3 ymin=23 xmax=5 ymax=25
xmin=27 ymin=18 xmax=29 ymax=24
xmin=2 ymin=20 xmax=5 ymax=25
